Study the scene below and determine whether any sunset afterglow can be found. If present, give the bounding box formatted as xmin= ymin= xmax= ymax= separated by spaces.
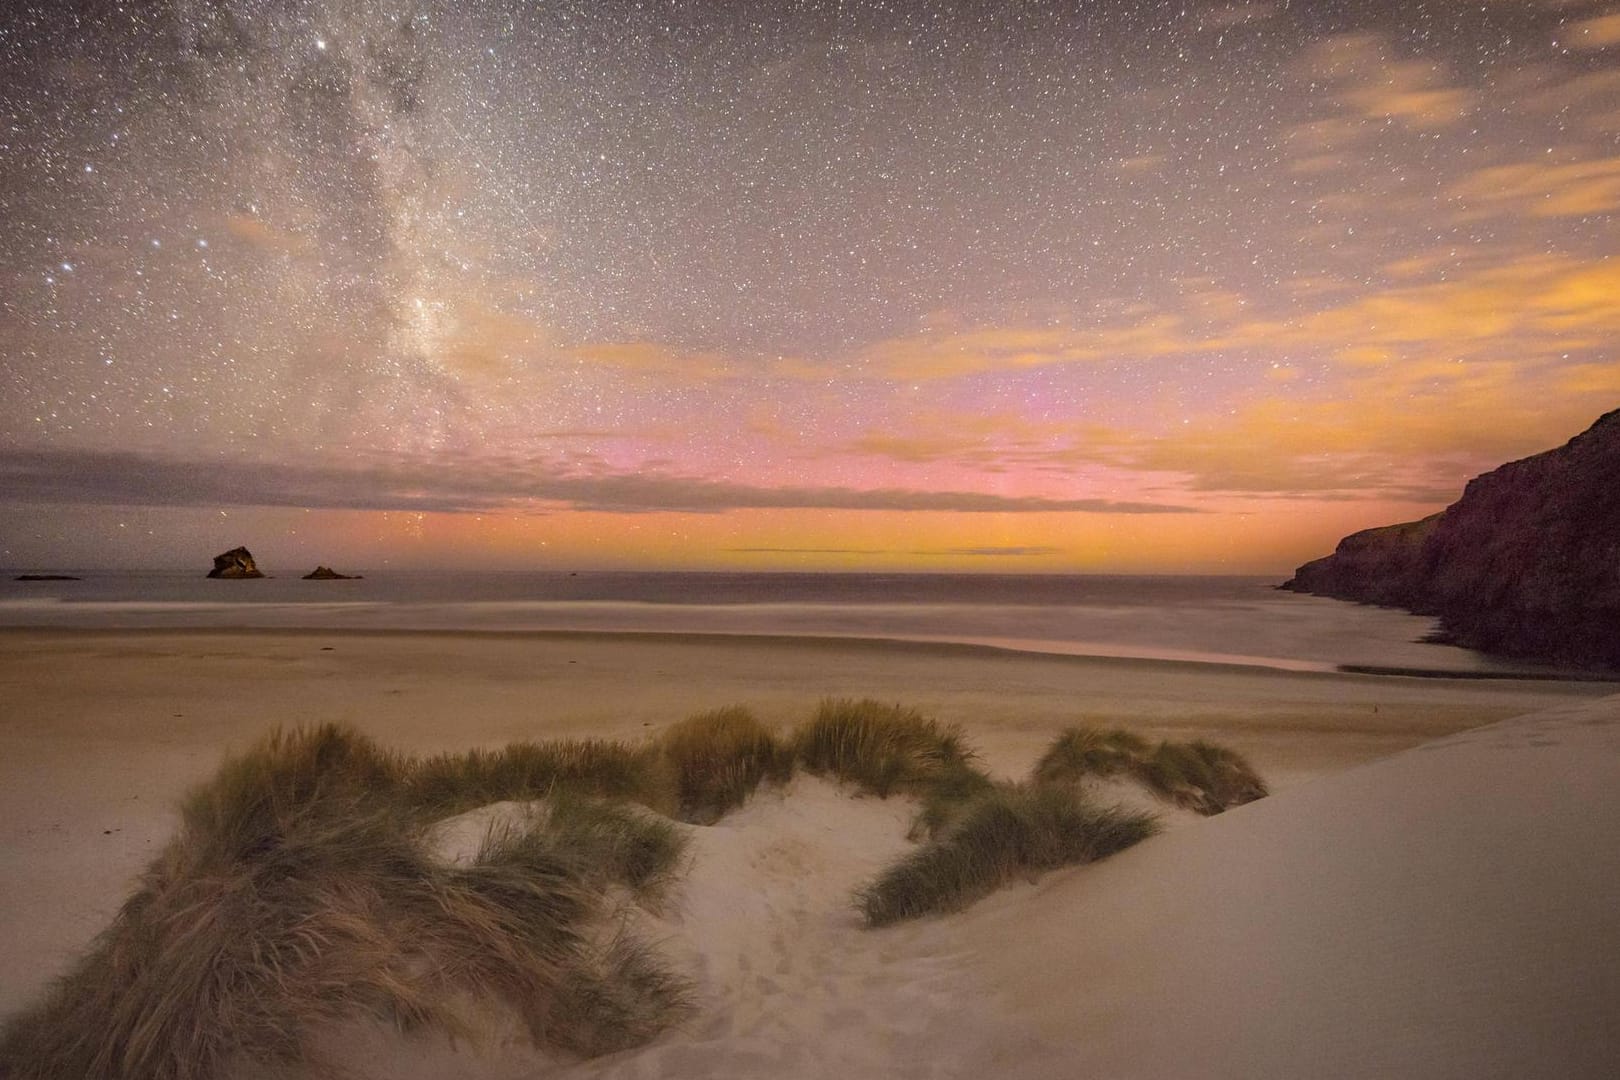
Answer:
xmin=3 ymin=0 xmax=1616 ymax=571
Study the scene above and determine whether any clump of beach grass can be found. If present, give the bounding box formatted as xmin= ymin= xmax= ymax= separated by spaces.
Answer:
xmin=1137 ymin=739 xmax=1268 ymax=815
xmin=793 ymin=698 xmax=986 ymax=799
xmin=0 ymin=724 xmax=691 ymax=1080
xmin=405 ymin=738 xmax=678 ymax=819
xmin=527 ymin=793 xmax=689 ymax=901
xmin=858 ymin=783 xmax=1160 ymax=926
xmin=656 ymin=706 xmax=793 ymax=823
xmin=1031 ymin=724 xmax=1268 ymax=816
xmin=1031 ymin=726 xmax=1150 ymax=785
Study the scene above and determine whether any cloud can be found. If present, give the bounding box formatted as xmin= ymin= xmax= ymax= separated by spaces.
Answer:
xmin=837 ymin=252 xmax=1620 ymax=383
xmin=565 ymin=342 xmax=738 ymax=381
xmin=724 ymin=545 xmax=1063 ymax=558
xmin=725 ymin=547 xmax=897 ymax=555
xmin=839 ymin=356 xmax=1615 ymax=503
xmin=853 ymin=318 xmax=1198 ymax=379
xmin=222 ymin=214 xmax=307 ymax=253
xmin=1567 ymin=11 xmax=1620 ymax=50
xmin=1198 ymin=3 xmax=1279 ymax=29
xmin=0 ymin=448 xmax=1198 ymax=516
xmin=1293 ymin=32 xmax=1472 ymax=146
xmin=427 ymin=297 xmax=548 ymax=380
xmin=1447 ymin=157 xmax=1620 ymax=218
xmin=1116 ymin=154 xmax=1167 ymax=172
xmin=1521 ymin=69 xmax=1620 ymax=134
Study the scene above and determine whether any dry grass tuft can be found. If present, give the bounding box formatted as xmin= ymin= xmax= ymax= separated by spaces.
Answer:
xmin=793 ymin=698 xmax=983 ymax=799
xmin=1031 ymin=726 xmax=1150 ymax=786
xmin=405 ymin=739 xmax=678 ymax=819
xmin=0 ymin=724 xmax=691 ymax=1080
xmin=1032 ymin=725 xmax=1269 ymax=816
xmin=527 ymin=793 xmax=688 ymax=901
xmin=656 ymin=706 xmax=793 ymax=823
xmin=1136 ymin=739 xmax=1269 ymax=815
xmin=858 ymin=784 xmax=1159 ymax=926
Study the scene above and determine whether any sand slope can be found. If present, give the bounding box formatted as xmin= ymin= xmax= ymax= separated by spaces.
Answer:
xmin=965 ymin=693 xmax=1620 ymax=1079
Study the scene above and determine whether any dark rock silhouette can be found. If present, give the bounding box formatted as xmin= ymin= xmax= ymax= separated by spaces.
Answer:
xmin=14 ymin=574 xmax=80 ymax=581
xmin=207 ymin=547 xmax=264 ymax=579
xmin=1282 ymin=407 xmax=1620 ymax=671
xmin=303 ymin=566 xmax=360 ymax=580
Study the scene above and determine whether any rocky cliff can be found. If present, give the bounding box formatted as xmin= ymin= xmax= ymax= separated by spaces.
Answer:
xmin=207 ymin=546 xmax=264 ymax=579
xmin=1282 ymin=408 xmax=1620 ymax=671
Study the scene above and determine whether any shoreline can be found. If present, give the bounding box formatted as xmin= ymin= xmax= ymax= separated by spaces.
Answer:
xmin=2 ymin=623 xmax=1607 ymax=683
xmin=1338 ymin=662 xmax=1620 ymax=683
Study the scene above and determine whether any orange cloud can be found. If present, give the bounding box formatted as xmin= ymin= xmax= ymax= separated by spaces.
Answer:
xmin=1448 ymin=157 xmax=1620 ymax=217
xmin=1117 ymin=154 xmax=1167 ymax=172
xmin=431 ymin=298 xmax=546 ymax=380
xmin=1200 ymin=3 xmax=1279 ymax=29
xmin=1522 ymin=69 xmax=1620 ymax=134
xmin=222 ymin=214 xmax=306 ymax=253
xmin=844 ymin=252 xmax=1620 ymax=382
xmin=1226 ymin=255 xmax=1620 ymax=364
xmin=853 ymin=318 xmax=1199 ymax=379
xmin=1568 ymin=11 xmax=1620 ymax=50
xmin=841 ymin=349 xmax=1612 ymax=503
xmin=565 ymin=342 xmax=736 ymax=380
xmin=1301 ymin=32 xmax=1473 ymax=132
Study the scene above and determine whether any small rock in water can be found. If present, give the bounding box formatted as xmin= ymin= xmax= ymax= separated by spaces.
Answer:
xmin=207 ymin=546 xmax=264 ymax=579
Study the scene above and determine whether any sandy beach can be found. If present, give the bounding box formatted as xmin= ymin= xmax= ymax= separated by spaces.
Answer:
xmin=2 ymin=628 xmax=1614 ymax=1077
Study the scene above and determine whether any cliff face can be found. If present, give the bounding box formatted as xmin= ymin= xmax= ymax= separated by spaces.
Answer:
xmin=1282 ymin=408 xmax=1620 ymax=670
xmin=1283 ymin=514 xmax=1443 ymax=610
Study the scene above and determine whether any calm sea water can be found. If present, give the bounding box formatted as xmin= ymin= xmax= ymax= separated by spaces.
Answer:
xmin=0 ymin=569 xmax=1540 ymax=676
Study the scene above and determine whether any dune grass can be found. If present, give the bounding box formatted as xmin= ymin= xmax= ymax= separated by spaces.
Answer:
xmin=525 ymin=793 xmax=689 ymax=900
xmin=1136 ymin=739 xmax=1269 ymax=815
xmin=1032 ymin=724 xmax=1268 ymax=816
xmin=405 ymin=738 xmax=678 ymax=819
xmin=656 ymin=706 xmax=793 ymax=823
xmin=1031 ymin=726 xmax=1150 ymax=785
xmin=2 ymin=705 xmax=1275 ymax=1073
xmin=793 ymin=698 xmax=987 ymax=798
xmin=0 ymin=724 xmax=691 ymax=1080
xmin=858 ymin=784 xmax=1160 ymax=926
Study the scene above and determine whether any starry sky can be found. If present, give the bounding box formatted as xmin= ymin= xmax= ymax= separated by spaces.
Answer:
xmin=2 ymin=0 xmax=1618 ymax=573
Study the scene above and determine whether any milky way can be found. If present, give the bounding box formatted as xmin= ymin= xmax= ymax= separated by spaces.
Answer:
xmin=2 ymin=1 xmax=1617 ymax=570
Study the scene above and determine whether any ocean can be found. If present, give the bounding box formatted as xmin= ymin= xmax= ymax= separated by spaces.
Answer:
xmin=0 ymin=569 xmax=1540 ymax=676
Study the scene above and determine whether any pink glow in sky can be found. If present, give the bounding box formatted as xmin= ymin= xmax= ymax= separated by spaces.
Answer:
xmin=2 ymin=0 xmax=1617 ymax=571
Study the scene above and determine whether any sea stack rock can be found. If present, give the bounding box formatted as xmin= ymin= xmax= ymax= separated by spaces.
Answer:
xmin=208 ymin=546 xmax=264 ymax=579
xmin=1282 ymin=407 xmax=1620 ymax=670
xmin=303 ymin=566 xmax=359 ymax=580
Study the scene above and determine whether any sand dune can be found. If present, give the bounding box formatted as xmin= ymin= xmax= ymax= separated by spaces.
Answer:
xmin=2 ymin=631 xmax=1615 ymax=1077
xmin=962 ymin=693 xmax=1620 ymax=1078
xmin=241 ymin=693 xmax=1620 ymax=1079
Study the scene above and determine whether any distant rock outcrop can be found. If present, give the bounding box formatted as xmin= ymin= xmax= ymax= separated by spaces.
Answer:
xmin=207 ymin=547 xmax=264 ymax=579
xmin=303 ymin=566 xmax=360 ymax=580
xmin=1282 ymin=408 xmax=1620 ymax=671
